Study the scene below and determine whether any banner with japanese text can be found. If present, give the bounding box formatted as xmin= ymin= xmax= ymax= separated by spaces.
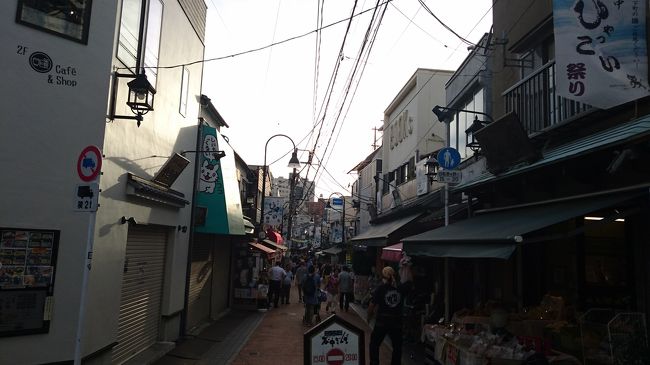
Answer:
xmin=553 ymin=0 xmax=649 ymax=109
xmin=263 ymin=196 xmax=286 ymax=227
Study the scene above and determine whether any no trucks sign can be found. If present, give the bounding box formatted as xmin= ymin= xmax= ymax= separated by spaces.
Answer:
xmin=304 ymin=315 xmax=365 ymax=365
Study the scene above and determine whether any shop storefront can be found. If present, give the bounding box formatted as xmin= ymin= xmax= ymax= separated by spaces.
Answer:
xmin=400 ymin=111 xmax=650 ymax=363
xmin=231 ymin=241 xmax=277 ymax=310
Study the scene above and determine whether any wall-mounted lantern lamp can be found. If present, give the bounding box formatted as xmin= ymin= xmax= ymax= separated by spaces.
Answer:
xmin=465 ymin=116 xmax=490 ymax=154
xmin=109 ymin=71 xmax=156 ymax=127
xmin=425 ymin=155 xmax=439 ymax=183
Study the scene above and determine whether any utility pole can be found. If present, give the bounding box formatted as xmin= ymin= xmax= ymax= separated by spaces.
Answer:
xmin=286 ymin=169 xmax=297 ymax=249
xmin=371 ymin=125 xmax=382 ymax=150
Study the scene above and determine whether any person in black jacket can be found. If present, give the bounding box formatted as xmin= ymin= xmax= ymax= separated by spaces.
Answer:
xmin=367 ymin=266 xmax=403 ymax=365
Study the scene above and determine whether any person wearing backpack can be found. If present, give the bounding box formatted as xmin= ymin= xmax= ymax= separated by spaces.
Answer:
xmin=302 ymin=265 xmax=320 ymax=326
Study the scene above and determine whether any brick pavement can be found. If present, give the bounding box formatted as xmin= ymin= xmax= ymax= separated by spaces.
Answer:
xmin=230 ymin=287 xmax=396 ymax=365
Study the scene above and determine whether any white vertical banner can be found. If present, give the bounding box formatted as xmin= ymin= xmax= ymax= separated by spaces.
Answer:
xmin=263 ymin=196 xmax=287 ymax=227
xmin=553 ymin=0 xmax=649 ymax=109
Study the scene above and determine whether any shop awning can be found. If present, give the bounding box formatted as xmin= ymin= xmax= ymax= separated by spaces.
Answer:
xmin=266 ymin=230 xmax=284 ymax=244
xmin=262 ymin=239 xmax=288 ymax=251
xmin=454 ymin=115 xmax=650 ymax=190
xmin=248 ymin=242 xmax=275 ymax=258
xmin=403 ymin=190 xmax=643 ymax=259
xmin=322 ymin=247 xmax=342 ymax=255
xmin=380 ymin=242 xmax=403 ymax=262
xmin=349 ymin=213 xmax=422 ymax=246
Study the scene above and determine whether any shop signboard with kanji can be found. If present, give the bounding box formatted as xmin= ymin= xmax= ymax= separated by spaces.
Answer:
xmin=304 ymin=315 xmax=365 ymax=365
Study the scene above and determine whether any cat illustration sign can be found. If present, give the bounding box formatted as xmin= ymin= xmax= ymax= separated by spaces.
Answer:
xmin=77 ymin=145 xmax=102 ymax=182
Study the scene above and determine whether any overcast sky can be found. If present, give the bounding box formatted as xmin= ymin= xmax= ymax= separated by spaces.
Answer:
xmin=201 ymin=0 xmax=492 ymax=199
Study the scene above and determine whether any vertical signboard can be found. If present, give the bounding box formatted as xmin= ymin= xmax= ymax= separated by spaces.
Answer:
xmin=553 ymin=0 xmax=649 ymax=108
xmin=195 ymin=125 xmax=245 ymax=235
xmin=263 ymin=197 xmax=287 ymax=227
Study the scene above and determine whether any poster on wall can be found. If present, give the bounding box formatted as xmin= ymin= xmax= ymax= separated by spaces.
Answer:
xmin=553 ymin=0 xmax=649 ymax=109
xmin=15 ymin=0 xmax=93 ymax=44
xmin=0 ymin=228 xmax=58 ymax=337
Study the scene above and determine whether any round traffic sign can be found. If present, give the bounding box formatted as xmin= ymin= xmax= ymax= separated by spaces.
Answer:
xmin=77 ymin=145 xmax=102 ymax=182
xmin=326 ymin=348 xmax=345 ymax=365
xmin=437 ymin=147 xmax=461 ymax=170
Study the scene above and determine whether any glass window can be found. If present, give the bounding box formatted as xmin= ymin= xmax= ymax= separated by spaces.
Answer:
xmin=117 ymin=0 xmax=142 ymax=69
xmin=144 ymin=0 xmax=163 ymax=86
xmin=117 ymin=0 xmax=163 ymax=86
xmin=179 ymin=66 xmax=190 ymax=116
xmin=449 ymin=113 xmax=458 ymax=151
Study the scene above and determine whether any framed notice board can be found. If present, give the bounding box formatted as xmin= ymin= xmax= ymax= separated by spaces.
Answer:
xmin=0 ymin=228 xmax=59 ymax=336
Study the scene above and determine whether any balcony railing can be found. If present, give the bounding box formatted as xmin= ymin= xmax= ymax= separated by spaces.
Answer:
xmin=503 ymin=61 xmax=592 ymax=135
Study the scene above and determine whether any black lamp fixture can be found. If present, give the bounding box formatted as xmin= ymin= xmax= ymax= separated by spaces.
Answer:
xmin=288 ymin=148 xmax=301 ymax=169
xmin=108 ymin=0 xmax=156 ymax=127
xmin=109 ymin=71 xmax=157 ymax=127
xmin=424 ymin=155 xmax=440 ymax=182
xmin=465 ymin=116 xmax=490 ymax=154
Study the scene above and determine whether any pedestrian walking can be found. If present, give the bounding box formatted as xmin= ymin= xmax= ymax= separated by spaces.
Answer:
xmin=338 ymin=265 xmax=354 ymax=312
xmin=324 ymin=268 xmax=339 ymax=314
xmin=367 ymin=266 xmax=403 ymax=365
xmin=302 ymin=265 xmax=321 ymax=326
xmin=268 ymin=261 xmax=285 ymax=308
xmin=295 ymin=260 xmax=308 ymax=303
xmin=281 ymin=264 xmax=293 ymax=304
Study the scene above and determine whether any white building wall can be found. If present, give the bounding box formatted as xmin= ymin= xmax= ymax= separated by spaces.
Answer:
xmin=0 ymin=0 xmax=205 ymax=363
xmin=380 ymin=69 xmax=451 ymax=212
xmin=0 ymin=1 xmax=118 ymax=363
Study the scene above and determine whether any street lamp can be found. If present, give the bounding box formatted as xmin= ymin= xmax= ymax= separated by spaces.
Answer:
xmin=259 ymin=134 xmax=301 ymax=234
xmin=325 ymin=192 xmax=346 ymax=245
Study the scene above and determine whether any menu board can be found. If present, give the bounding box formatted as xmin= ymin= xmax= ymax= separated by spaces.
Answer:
xmin=0 ymin=228 xmax=58 ymax=336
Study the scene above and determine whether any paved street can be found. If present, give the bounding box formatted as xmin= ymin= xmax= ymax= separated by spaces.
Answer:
xmin=155 ymin=288 xmax=422 ymax=365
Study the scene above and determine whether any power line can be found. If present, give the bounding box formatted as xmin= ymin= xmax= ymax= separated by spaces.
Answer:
xmin=126 ymin=0 xmax=394 ymax=72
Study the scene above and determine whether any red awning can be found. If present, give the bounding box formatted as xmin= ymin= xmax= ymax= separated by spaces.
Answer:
xmin=381 ymin=242 xmax=403 ymax=262
xmin=248 ymin=242 xmax=275 ymax=259
xmin=266 ymin=230 xmax=284 ymax=245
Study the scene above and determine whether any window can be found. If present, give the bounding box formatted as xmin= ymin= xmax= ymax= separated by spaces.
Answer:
xmin=179 ymin=66 xmax=190 ymax=116
xmin=448 ymin=87 xmax=485 ymax=159
xmin=117 ymin=0 xmax=163 ymax=87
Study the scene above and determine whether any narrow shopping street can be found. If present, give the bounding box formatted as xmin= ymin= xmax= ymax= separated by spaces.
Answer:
xmin=155 ymin=288 xmax=420 ymax=365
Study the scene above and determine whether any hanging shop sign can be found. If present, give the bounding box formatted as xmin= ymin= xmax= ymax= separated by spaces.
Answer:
xmin=0 ymin=228 xmax=59 ymax=337
xmin=304 ymin=315 xmax=365 ymax=365
xmin=553 ymin=0 xmax=649 ymax=109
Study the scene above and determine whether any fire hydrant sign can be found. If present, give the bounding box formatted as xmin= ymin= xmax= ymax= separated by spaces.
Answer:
xmin=76 ymin=145 xmax=102 ymax=182
xmin=304 ymin=315 xmax=365 ymax=365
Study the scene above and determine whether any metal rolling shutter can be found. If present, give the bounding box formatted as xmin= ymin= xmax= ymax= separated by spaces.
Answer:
xmin=112 ymin=226 xmax=168 ymax=364
xmin=187 ymin=234 xmax=213 ymax=331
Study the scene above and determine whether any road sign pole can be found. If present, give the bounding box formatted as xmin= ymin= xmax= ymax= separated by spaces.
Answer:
xmin=74 ymin=210 xmax=96 ymax=364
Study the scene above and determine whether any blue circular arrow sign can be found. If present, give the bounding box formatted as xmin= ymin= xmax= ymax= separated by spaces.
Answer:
xmin=437 ymin=147 xmax=461 ymax=170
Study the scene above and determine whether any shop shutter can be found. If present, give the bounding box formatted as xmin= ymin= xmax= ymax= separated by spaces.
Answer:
xmin=187 ymin=234 xmax=213 ymax=331
xmin=112 ymin=226 xmax=168 ymax=364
